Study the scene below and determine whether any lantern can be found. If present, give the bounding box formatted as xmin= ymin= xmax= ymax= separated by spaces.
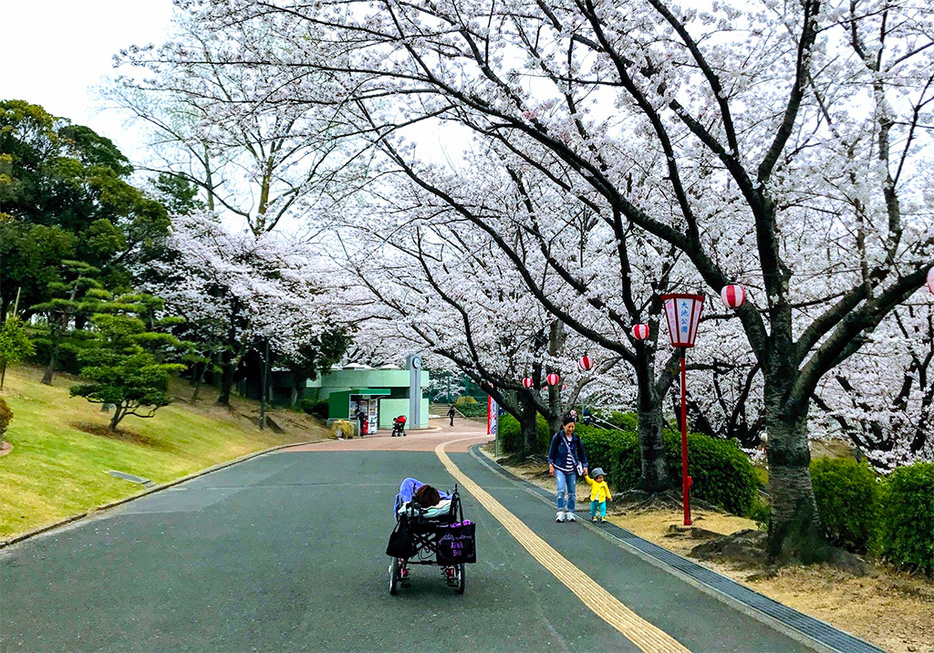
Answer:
xmin=927 ymin=267 xmax=934 ymax=294
xmin=632 ymin=324 xmax=650 ymax=340
xmin=661 ymin=294 xmax=705 ymax=348
xmin=660 ymin=293 xmax=706 ymax=527
xmin=522 ymin=377 xmax=534 ymax=389
xmin=546 ymin=373 xmax=560 ymax=386
xmin=561 ymin=384 xmax=567 ymax=390
xmin=578 ymin=354 xmax=594 ymax=371
xmin=720 ymin=284 xmax=745 ymax=308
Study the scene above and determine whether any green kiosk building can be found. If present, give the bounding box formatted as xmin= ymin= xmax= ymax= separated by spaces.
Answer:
xmin=306 ymin=356 xmax=429 ymax=434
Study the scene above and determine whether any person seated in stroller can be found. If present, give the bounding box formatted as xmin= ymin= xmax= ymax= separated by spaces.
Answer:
xmin=391 ymin=415 xmax=407 ymax=437
xmin=388 ymin=478 xmax=472 ymax=594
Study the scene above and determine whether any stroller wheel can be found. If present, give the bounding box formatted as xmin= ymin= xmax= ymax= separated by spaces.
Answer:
xmin=454 ymin=563 xmax=465 ymax=594
xmin=389 ymin=557 xmax=401 ymax=595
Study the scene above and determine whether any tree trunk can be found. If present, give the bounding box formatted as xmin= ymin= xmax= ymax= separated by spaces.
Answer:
xmin=636 ymin=400 xmax=670 ymax=493
xmin=0 ymin=361 xmax=7 ymax=390
xmin=519 ymin=392 xmax=540 ymax=458
xmin=191 ymin=361 xmax=206 ymax=403
xmin=41 ymin=338 xmax=60 ymax=385
xmin=109 ymin=405 xmax=127 ymax=432
xmin=764 ymin=387 xmax=833 ymax=563
xmin=216 ymin=352 xmax=234 ymax=408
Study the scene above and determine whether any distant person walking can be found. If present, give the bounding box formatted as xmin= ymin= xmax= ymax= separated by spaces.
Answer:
xmin=447 ymin=405 xmax=456 ymax=427
xmin=354 ymin=407 xmax=367 ymax=437
xmin=548 ymin=416 xmax=588 ymax=522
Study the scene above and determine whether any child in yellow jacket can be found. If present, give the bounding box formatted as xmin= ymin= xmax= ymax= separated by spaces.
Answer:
xmin=584 ymin=468 xmax=612 ymax=523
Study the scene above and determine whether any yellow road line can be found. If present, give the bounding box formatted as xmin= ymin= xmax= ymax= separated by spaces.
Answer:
xmin=436 ymin=441 xmax=690 ymax=653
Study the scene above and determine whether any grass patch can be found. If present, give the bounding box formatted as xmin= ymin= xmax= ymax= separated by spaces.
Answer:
xmin=0 ymin=364 xmax=326 ymax=539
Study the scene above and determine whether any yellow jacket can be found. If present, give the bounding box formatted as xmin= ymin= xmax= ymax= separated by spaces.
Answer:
xmin=584 ymin=475 xmax=612 ymax=503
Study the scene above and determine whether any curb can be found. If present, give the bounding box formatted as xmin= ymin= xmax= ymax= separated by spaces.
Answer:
xmin=0 ymin=439 xmax=322 ymax=550
xmin=466 ymin=444 xmax=883 ymax=653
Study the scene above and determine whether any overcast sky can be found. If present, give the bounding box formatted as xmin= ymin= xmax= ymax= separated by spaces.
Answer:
xmin=1 ymin=1 xmax=175 ymax=157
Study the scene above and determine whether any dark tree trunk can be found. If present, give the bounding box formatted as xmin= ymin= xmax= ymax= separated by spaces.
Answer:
xmin=636 ymin=400 xmax=670 ymax=493
xmin=109 ymin=405 xmax=127 ymax=432
xmin=190 ymin=361 xmax=206 ymax=403
xmin=216 ymin=351 xmax=234 ymax=408
xmin=763 ymin=377 xmax=833 ymax=563
xmin=519 ymin=392 xmax=540 ymax=458
xmin=41 ymin=339 xmax=60 ymax=386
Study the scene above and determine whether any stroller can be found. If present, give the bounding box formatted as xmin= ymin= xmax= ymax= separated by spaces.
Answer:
xmin=386 ymin=479 xmax=476 ymax=595
xmin=391 ymin=415 xmax=407 ymax=437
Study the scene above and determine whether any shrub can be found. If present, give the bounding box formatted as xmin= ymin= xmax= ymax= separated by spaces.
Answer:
xmin=301 ymin=398 xmax=329 ymax=420
xmin=0 ymin=397 xmax=12 ymax=441
xmin=455 ymin=395 xmax=477 ymax=405
xmin=576 ymin=426 xmax=757 ymax=514
xmin=457 ymin=402 xmax=488 ymax=418
xmin=592 ymin=410 xmax=638 ymax=430
xmin=879 ymin=461 xmax=934 ymax=575
xmin=810 ymin=458 xmax=883 ymax=553
xmin=499 ymin=413 xmax=551 ymax=454
xmin=576 ymin=424 xmax=641 ymax=490
xmin=662 ymin=429 xmax=759 ymax=516
xmin=748 ymin=499 xmax=770 ymax=530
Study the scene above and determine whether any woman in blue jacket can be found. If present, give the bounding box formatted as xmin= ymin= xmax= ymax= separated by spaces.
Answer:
xmin=548 ymin=415 xmax=588 ymax=522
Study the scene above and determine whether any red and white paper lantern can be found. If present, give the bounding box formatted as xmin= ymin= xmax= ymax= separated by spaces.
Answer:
xmin=927 ymin=267 xmax=934 ymax=294
xmin=522 ymin=377 xmax=534 ymax=389
xmin=720 ymin=284 xmax=745 ymax=308
xmin=578 ymin=354 xmax=594 ymax=371
xmin=661 ymin=294 xmax=705 ymax=348
xmin=561 ymin=384 xmax=567 ymax=390
xmin=546 ymin=373 xmax=560 ymax=386
xmin=632 ymin=324 xmax=650 ymax=340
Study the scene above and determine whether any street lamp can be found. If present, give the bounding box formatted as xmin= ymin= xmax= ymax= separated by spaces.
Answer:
xmin=660 ymin=293 xmax=705 ymax=526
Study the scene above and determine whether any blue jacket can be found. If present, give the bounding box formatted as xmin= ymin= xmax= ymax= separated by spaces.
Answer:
xmin=548 ymin=432 xmax=587 ymax=473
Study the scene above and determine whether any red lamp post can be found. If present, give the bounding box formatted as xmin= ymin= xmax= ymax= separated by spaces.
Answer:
xmin=660 ymin=293 xmax=705 ymax=526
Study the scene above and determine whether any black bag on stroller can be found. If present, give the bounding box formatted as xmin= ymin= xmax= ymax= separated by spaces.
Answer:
xmin=436 ymin=521 xmax=477 ymax=564
xmin=386 ymin=520 xmax=416 ymax=558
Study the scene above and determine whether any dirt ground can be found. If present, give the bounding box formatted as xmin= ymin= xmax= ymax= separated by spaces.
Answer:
xmin=491 ymin=453 xmax=934 ymax=653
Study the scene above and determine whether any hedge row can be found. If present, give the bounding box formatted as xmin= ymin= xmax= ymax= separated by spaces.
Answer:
xmin=501 ymin=418 xmax=758 ymax=517
xmin=498 ymin=413 xmax=551 ymax=454
xmin=573 ymin=424 xmax=759 ymax=516
xmin=758 ymin=458 xmax=933 ymax=574
xmin=499 ymin=413 xmax=933 ymax=574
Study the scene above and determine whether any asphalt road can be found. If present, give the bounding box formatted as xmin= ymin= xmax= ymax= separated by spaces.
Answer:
xmin=0 ymin=427 xmax=815 ymax=652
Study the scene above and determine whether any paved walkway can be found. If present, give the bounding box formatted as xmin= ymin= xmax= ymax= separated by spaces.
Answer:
xmin=0 ymin=417 xmax=878 ymax=652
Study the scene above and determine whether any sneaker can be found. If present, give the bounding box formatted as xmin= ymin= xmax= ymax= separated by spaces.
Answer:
xmin=599 ymin=516 xmax=607 ymax=523
xmin=555 ymin=511 xmax=565 ymax=522
xmin=565 ymin=512 xmax=576 ymax=522
xmin=592 ymin=516 xmax=599 ymax=522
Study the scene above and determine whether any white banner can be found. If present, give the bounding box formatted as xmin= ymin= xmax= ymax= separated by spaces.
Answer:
xmin=487 ymin=396 xmax=498 ymax=436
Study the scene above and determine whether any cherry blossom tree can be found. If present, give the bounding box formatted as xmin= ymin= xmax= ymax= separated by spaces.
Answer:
xmin=142 ymin=212 xmax=336 ymax=406
xmin=176 ymin=0 xmax=934 ymax=561
xmin=107 ymin=11 xmax=356 ymax=237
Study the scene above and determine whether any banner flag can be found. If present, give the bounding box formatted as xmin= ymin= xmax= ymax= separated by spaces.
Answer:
xmin=487 ymin=396 xmax=498 ymax=436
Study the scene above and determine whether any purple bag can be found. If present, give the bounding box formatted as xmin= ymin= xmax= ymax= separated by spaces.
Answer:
xmin=437 ymin=521 xmax=476 ymax=564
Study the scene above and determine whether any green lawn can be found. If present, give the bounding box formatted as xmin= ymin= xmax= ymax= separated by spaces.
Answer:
xmin=0 ymin=364 xmax=324 ymax=539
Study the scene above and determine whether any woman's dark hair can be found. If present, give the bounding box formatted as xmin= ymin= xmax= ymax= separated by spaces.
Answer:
xmin=413 ymin=484 xmax=442 ymax=508
xmin=562 ymin=415 xmax=576 ymax=426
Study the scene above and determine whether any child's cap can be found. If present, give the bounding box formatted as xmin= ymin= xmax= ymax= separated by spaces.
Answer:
xmin=591 ymin=467 xmax=605 ymax=478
